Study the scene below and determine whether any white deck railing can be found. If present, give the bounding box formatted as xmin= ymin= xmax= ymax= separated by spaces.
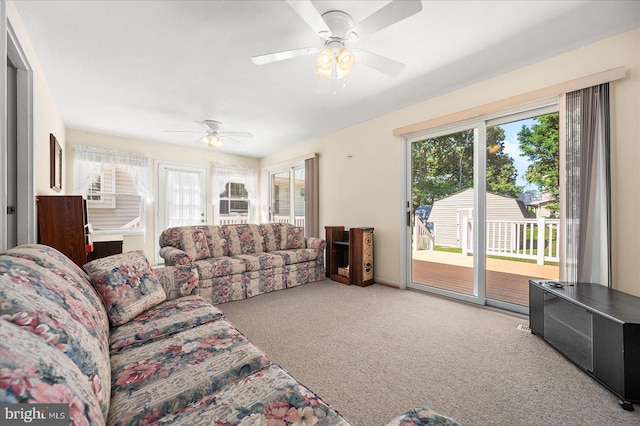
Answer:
xmin=461 ymin=217 xmax=559 ymax=265
xmin=218 ymin=215 xmax=250 ymax=225
xmin=218 ymin=215 xmax=305 ymax=228
xmin=413 ymin=216 xmax=435 ymax=250
xmin=272 ymin=215 xmax=305 ymax=227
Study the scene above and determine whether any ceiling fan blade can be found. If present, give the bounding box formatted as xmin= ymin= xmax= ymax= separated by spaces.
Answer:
xmin=285 ymin=0 xmax=331 ymax=38
xmin=353 ymin=49 xmax=405 ymax=77
xmin=222 ymin=131 xmax=253 ymax=138
xmin=251 ymin=46 xmax=320 ymax=65
xmin=165 ymin=130 xmax=205 ymax=134
xmin=349 ymin=0 xmax=422 ymax=39
xmin=222 ymin=136 xmax=246 ymax=146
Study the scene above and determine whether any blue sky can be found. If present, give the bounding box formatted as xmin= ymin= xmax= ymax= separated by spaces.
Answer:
xmin=499 ymin=118 xmax=537 ymax=192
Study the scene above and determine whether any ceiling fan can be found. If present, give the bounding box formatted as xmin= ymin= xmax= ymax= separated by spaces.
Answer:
xmin=251 ymin=0 xmax=423 ymax=79
xmin=165 ymin=120 xmax=253 ymax=148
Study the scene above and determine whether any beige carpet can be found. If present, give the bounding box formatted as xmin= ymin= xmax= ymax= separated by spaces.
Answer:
xmin=219 ymin=280 xmax=640 ymax=426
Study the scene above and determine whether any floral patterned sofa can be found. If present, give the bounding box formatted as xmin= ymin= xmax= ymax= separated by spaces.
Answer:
xmin=0 ymin=244 xmax=458 ymax=426
xmin=158 ymin=223 xmax=326 ymax=304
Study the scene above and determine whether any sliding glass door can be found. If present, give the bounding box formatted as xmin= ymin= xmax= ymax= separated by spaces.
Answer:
xmin=484 ymin=113 xmax=560 ymax=308
xmin=269 ymin=165 xmax=305 ymax=228
xmin=409 ymin=123 xmax=484 ymax=304
xmin=407 ymin=103 xmax=559 ymax=312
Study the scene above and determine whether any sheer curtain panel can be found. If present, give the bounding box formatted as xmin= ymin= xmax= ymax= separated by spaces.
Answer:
xmin=565 ymin=83 xmax=611 ymax=287
xmin=165 ymin=170 xmax=201 ymax=227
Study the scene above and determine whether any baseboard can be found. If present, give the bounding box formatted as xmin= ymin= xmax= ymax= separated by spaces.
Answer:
xmin=374 ymin=277 xmax=400 ymax=289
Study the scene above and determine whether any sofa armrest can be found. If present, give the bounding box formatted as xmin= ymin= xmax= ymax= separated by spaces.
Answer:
xmin=159 ymin=246 xmax=193 ymax=266
xmin=305 ymin=237 xmax=326 ymax=252
xmin=154 ymin=264 xmax=199 ymax=301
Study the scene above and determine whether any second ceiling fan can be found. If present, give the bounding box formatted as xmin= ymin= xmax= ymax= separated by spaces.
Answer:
xmin=251 ymin=0 xmax=423 ymax=79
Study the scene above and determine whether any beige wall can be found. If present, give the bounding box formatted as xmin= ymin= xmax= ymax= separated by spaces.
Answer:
xmin=66 ymin=129 xmax=260 ymax=263
xmin=7 ymin=1 xmax=66 ymax=197
xmin=261 ymin=28 xmax=640 ymax=297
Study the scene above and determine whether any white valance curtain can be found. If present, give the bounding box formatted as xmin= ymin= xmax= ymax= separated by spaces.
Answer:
xmin=72 ymin=146 xmax=152 ymax=202
xmin=565 ymin=83 xmax=611 ymax=286
xmin=212 ymin=166 xmax=257 ymax=223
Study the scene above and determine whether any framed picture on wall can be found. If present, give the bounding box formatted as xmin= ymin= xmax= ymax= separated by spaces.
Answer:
xmin=50 ymin=133 xmax=62 ymax=191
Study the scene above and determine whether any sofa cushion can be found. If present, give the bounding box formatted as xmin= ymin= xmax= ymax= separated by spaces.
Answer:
xmin=84 ymin=251 xmax=167 ymax=326
xmin=157 ymin=364 xmax=350 ymax=425
xmin=272 ymin=248 xmax=319 ymax=265
xmin=179 ymin=228 xmax=211 ymax=261
xmin=0 ymin=320 xmax=105 ymax=425
xmin=205 ymin=225 xmax=227 ymax=258
xmin=194 ymin=256 xmax=246 ymax=279
xmin=281 ymin=224 xmax=306 ymax=249
xmin=109 ymin=295 xmax=224 ymax=351
xmin=259 ymin=222 xmax=284 ymax=251
xmin=222 ymin=224 xmax=265 ymax=256
xmin=232 ymin=252 xmax=286 ymax=271
xmin=108 ymin=319 xmax=270 ymax=425
xmin=1 ymin=245 xmax=112 ymax=418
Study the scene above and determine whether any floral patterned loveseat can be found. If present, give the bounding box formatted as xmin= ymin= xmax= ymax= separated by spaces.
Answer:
xmin=158 ymin=223 xmax=326 ymax=304
xmin=0 ymin=244 xmax=458 ymax=426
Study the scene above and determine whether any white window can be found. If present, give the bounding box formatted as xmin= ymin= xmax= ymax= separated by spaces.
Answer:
xmin=219 ymin=182 xmax=249 ymax=216
xmin=86 ymin=165 xmax=116 ymax=208
xmin=73 ymin=146 xmax=151 ymax=234
xmin=213 ymin=166 xmax=257 ymax=225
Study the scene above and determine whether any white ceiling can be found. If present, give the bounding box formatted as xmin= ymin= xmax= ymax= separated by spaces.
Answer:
xmin=12 ymin=0 xmax=640 ymax=158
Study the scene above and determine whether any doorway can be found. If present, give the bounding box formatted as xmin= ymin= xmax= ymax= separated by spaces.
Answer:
xmin=156 ymin=162 xmax=208 ymax=262
xmin=406 ymin=103 xmax=560 ymax=313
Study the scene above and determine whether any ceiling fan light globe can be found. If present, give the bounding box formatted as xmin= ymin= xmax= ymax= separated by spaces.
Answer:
xmin=337 ymin=48 xmax=355 ymax=70
xmin=316 ymin=47 xmax=334 ymax=68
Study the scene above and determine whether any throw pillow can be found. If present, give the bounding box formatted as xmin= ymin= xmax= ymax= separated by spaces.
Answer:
xmin=281 ymin=224 xmax=306 ymax=249
xmin=84 ymin=251 xmax=167 ymax=326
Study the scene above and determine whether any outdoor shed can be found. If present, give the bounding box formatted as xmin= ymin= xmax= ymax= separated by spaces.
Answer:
xmin=428 ymin=188 xmax=531 ymax=248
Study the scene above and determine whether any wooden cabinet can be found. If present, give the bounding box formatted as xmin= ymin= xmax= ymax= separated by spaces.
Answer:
xmin=37 ymin=195 xmax=89 ymax=268
xmin=529 ymin=280 xmax=640 ymax=407
xmin=325 ymin=226 xmax=374 ymax=287
xmin=87 ymin=235 xmax=123 ymax=262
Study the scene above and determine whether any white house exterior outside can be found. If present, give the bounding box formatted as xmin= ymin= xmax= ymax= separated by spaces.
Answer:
xmin=426 ymin=188 xmax=531 ymax=248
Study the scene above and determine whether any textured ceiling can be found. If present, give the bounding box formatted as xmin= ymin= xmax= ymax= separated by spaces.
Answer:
xmin=12 ymin=0 xmax=640 ymax=157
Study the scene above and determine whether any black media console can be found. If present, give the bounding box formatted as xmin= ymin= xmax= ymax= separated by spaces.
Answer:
xmin=529 ymin=280 xmax=640 ymax=411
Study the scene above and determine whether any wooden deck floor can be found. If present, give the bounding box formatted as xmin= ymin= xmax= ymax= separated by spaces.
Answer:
xmin=411 ymin=259 xmax=553 ymax=306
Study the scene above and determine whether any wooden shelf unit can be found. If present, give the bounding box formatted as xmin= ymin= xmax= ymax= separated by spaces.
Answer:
xmin=37 ymin=195 xmax=90 ymax=268
xmin=325 ymin=226 xmax=374 ymax=287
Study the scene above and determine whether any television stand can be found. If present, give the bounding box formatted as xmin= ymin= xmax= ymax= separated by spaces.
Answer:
xmin=529 ymin=280 xmax=640 ymax=410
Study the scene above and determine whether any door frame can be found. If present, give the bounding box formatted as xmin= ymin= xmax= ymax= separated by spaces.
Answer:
xmin=1 ymin=15 xmax=35 ymax=251
xmin=402 ymin=99 xmax=559 ymax=313
xmin=403 ymin=120 xmax=486 ymax=306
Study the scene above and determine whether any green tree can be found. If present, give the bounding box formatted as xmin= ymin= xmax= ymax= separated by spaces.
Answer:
xmin=517 ymin=113 xmax=559 ymax=213
xmin=411 ymin=126 xmax=519 ymax=212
